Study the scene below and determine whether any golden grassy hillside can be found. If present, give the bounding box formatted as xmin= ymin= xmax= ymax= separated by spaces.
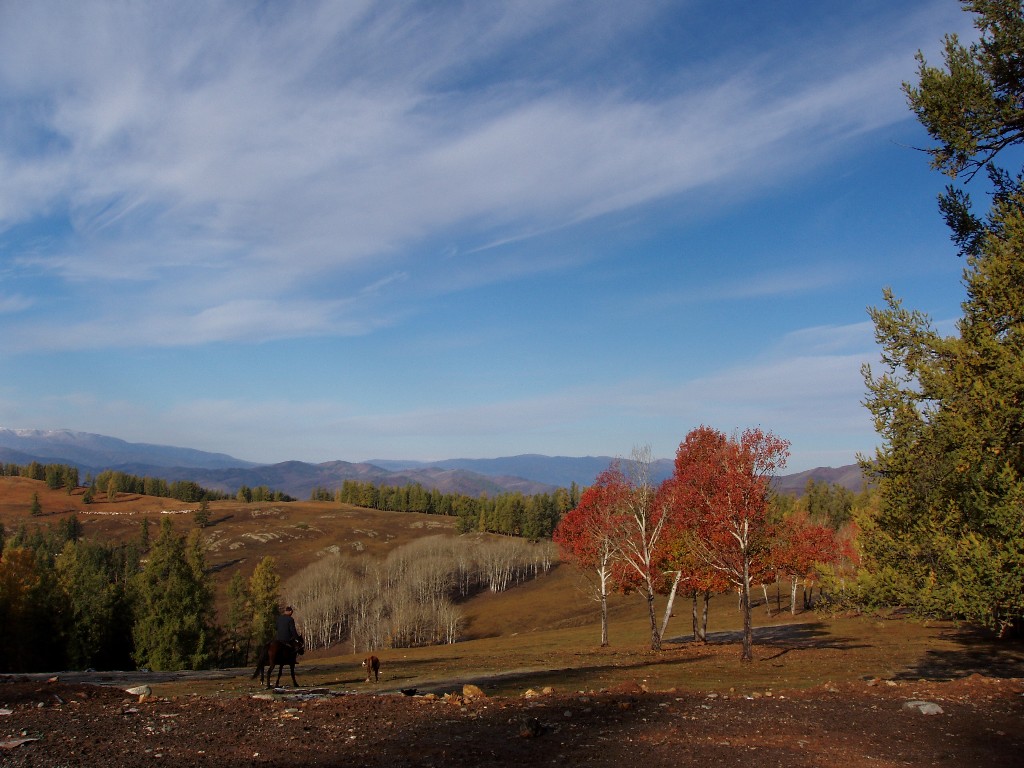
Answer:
xmin=1 ymin=476 xmax=456 ymax=603
xmin=5 ymin=476 xmax=1022 ymax=698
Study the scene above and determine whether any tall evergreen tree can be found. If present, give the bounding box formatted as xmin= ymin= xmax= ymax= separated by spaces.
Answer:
xmin=194 ymin=498 xmax=210 ymax=529
xmin=56 ymin=540 xmax=136 ymax=670
xmin=225 ymin=571 xmax=251 ymax=665
xmin=862 ymin=0 xmax=1024 ymax=637
xmin=248 ymin=556 xmax=281 ymax=649
xmin=132 ymin=518 xmax=214 ymax=670
xmin=0 ymin=546 xmax=65 ymax=671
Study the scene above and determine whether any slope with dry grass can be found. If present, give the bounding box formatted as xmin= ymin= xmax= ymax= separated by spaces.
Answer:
xmin=2 ymin=475 xmax=1023 ymax=699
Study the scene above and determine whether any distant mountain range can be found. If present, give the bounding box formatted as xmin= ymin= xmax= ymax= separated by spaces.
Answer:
xmin=0 ymin=428 xmax=254 ymax=470
xmin=0 ymin=428 xmax=866 ymax=500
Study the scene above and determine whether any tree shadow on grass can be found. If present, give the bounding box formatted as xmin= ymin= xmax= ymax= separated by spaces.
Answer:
xmin=667 ymin=622 xmax=870 ymax=660
xmin=895 ymin=625 xmax=1024 ymax=681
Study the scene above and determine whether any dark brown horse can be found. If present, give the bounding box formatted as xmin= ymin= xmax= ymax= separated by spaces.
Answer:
xmin=253 ymin=636 xmax=305 ymax=688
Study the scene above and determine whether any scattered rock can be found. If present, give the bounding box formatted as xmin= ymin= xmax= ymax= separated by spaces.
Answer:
xmin=519 ymin=717 xmax=544 ymax=738
xmin=462 ymin=684 xmax=486 ymax=700
xmin=902 ymin=700 xmax=944 ymax=715
xmin=125 ymin=685 xmax=151 ymax=697
xmin=0 ymin=737 xmax=39 ymax=750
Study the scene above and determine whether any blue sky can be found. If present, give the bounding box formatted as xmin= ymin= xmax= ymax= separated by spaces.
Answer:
xmin=0 ymin=1 xmax=976 ymax=472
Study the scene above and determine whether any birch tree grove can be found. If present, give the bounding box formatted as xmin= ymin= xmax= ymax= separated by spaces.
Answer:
xmin=287 ymin=535 xmax=555 ymax=653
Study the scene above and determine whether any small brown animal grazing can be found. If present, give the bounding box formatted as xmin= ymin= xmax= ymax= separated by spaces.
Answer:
xmin=361 ymin=655 xmax=380 ymax=682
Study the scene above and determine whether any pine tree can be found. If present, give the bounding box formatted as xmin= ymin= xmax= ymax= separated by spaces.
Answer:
xmin=131 ymin=518 xmax=214 ymax=670
xmin=56 ymin=541 xmax=128 ymax=670
xmin=863 ymin=0 xmax=1024 ymax=637
xmin=225 ymin=571 xmax=251 ymax=665
xmin=247 ymin=556 xmax=281 ymax=650
xmin=194 ymin=499 xmax=210 ymax=529
xmin=0 ymin=547 xmax=66 ymax=671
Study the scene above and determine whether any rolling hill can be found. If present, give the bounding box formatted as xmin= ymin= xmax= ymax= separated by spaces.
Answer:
xmin=0 ymin=427 xmax=865 ymax=498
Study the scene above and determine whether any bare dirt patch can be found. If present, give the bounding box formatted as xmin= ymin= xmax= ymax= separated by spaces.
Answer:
xmin=0 ymin=674 xmax=1020 ymax=767
xmin=3 ymin=616 xmax=1023 ymax=767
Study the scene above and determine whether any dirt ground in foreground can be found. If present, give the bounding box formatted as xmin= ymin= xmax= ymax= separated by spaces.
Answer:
xmin=1 ymin=674 xmax=1020 ymax=768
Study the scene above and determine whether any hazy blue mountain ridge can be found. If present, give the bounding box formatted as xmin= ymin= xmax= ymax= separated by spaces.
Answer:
xmin=367 ymin=455 xmax=676 ymax=488
xmin=0 ymin=428 xmax=256 ymax=470
xmin=0 ymin=428 xmax=865 ymax=500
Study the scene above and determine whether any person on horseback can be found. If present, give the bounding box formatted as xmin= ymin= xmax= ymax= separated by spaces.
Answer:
xmin=275 ymin=605 xmax=300 ymax=650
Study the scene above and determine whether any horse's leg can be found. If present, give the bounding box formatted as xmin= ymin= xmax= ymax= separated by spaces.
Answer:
xmin=275 ymin=663 xmax=284 ymax=688
xmin=261 ymin=646 xmax=273 ymax=687
xmin=289 ymin=662 xmax=298 ymax=687
xmin=253 ymin=645 xmax=268 ymax=685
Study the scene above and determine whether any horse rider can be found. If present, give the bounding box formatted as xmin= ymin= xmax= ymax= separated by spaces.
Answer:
xmin=275 ymin=605 xmax=300 ymax=650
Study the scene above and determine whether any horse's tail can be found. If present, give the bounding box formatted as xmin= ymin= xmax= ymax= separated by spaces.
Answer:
xmin=252 ymin=643 xmax=269 ymax=679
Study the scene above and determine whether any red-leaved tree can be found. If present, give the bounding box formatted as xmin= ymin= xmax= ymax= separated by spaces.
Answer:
xmin=670 ymin=426 xmax=790 ymax=661
xmin=552 ymin=464 xmax=627 ymax=647
xmin=608 ymin=446 xmax=680 ymax=651
xmin=662 ymin=532 xmax=730 ymax=643
xmin=774 ymin=511 xmax=839 ymax=614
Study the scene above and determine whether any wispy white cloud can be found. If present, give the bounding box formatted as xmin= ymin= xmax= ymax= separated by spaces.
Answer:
xmin=0 ymin=1 xmax=973 ymax=471
xmin=0 ymin=294 xmax=33 ymax=314
xmin=0 ymin=1 xmax=959 ymax=350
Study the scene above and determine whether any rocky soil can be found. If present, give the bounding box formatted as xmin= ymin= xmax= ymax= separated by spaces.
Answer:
xmin=1 ymin=674 xmax=1021 ymax=767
